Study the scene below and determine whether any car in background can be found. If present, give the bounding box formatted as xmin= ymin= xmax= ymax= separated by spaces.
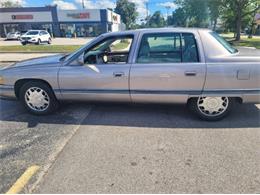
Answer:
xmin=20 ymin=30 xmax=51 ymax=45
xmin=6 ymin=32 xmax=21 ymax=40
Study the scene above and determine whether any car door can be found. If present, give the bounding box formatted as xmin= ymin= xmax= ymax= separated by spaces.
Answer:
xmin=58 ymin=35 xmax=135 ymax=102
xmin=130 ymin=31 xmax=206 ymax=103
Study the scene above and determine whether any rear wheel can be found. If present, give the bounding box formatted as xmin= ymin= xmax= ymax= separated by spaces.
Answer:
xmin=21 ymin=42 xmax=26 ymax=46
xmin=19 ymin=81 xmax=59 ymax=115
xmin=189 ymin=96 xmax=233 ymax=121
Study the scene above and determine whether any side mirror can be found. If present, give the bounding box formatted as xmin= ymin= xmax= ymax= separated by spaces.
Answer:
xmin=77 ymin=54 xmax=84 ymax=65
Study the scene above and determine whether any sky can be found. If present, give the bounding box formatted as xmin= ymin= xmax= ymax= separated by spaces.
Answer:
xmin=2 ymin=0 xmax=177 ymax=21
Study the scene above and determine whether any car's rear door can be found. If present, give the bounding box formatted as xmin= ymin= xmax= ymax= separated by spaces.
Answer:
xmin=130 ymin=31 xmax=206 ymax=103
xmin=58 ymin=34 xmax=135 ymax=102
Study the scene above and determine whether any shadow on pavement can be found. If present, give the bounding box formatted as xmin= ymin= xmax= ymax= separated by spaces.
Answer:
xmin=1 ymin=99 xmax=259 ymax=129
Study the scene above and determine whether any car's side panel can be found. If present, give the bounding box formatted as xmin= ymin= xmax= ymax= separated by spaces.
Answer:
xmin=129 ymin=63 xmax=206 ymax=103
xmin=58 ymin=64 xmax=131 ymax=102
xmin=203 ymin=62 xmax=260 ymax=103
xmin=129 ymin=30 xmax=206 ymax=104
xmin=0 ymin=65 xmax=61 ymax=99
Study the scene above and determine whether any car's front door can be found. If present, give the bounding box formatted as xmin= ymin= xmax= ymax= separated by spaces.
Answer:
xmin=58 ymin=35 xmax=134 ymax=102
xmin=130 ymin=32 xmax=206 ymax=103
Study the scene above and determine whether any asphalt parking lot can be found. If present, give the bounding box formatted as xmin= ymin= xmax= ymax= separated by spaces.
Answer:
xmin=0 ymin=47 xmax=260 ymax=193
xmin=0 ymin=98 xmax=260 ymax=193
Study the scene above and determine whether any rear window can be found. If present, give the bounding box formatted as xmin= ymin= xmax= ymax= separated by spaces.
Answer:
xmin=136 ymin=32 xmax=199 ymax=63
xmin=210 ymin=32 xmax=238 ymax=54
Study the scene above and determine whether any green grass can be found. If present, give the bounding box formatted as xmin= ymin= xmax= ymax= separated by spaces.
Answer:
xmin=0 ymin=45 xmax=82 ymax=53
xmin=221 ymin=34 xmax=260 ymax=49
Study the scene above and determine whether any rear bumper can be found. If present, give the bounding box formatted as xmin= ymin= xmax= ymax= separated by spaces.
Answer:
xmin=0 ymin=85 xmax=16 ymax=99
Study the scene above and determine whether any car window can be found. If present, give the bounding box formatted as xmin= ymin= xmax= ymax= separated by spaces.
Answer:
xmin=137 ymin=33 xmax=181 ymax=63
xmin=83 ymin=36 xmax=133 ymax=65
xmin=210 ymin=32 xmax=238 ymax=54
xmin=26 ymin=31 xmax=39 ymax=35
xmin=136 ymin=32 xmax=199 ymax=63
xmin=182 ymin=33 xmax=199 ymax=62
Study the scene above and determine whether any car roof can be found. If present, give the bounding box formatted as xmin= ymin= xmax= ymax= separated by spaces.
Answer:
xmin=103 ymin=27 xmax=212 ymax=37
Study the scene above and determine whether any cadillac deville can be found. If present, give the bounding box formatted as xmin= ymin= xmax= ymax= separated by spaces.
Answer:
xmin=0 ymin=28 xmax=259 ymax=121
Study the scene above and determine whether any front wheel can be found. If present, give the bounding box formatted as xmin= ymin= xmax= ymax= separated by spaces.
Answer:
xmin=189 ymin=97 xmax=233 ymax=121
xmin=19 ymin=81 xmax=59 ymax=115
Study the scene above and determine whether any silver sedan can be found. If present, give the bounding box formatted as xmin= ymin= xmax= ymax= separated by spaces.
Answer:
xmin=0 ymin=28 xmax=259 ymax=121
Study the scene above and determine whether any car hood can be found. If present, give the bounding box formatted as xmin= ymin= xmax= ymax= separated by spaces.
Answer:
xmin=10 ymin=54 xmax=65 ymax=68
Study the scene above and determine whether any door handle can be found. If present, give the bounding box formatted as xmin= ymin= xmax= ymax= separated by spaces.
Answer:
xmin=113 ymin=72 xmax=124 ymax=77
xmin=185 ymin=71 xmax=197 ymax=76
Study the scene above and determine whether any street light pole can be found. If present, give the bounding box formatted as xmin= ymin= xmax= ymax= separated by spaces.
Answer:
xmin=82 ymin=0 xmax=85 ymax=9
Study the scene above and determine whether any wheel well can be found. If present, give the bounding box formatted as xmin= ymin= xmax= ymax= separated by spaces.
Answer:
xmin=14 ymin=79 xmax=54 ymax=99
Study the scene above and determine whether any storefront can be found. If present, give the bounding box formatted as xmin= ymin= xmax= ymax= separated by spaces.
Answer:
xmin=0 ymin=6 xmax=122 ymax=37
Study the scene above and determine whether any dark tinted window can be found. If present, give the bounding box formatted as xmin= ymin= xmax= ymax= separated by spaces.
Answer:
xmin=137 ymin=32 xmax=199 ymax=63
xmin=26 ymin=31 xmax=39 ymax=35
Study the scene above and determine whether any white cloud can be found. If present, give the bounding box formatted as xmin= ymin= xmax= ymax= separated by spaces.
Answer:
xmin=74 ymin=0 xmax=115 ymax=9
xmin=0 ymin=0 xmax=26 ymax=7
xmin=52 ymin=0 xmax=77 ymax=10
xmin=157 ymin=1 xmax=177 ymax=9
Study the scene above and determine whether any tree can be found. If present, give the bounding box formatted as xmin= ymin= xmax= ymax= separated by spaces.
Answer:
xmin=175 ymin=0 xmax=209 ymax=27
xmin=115 ymin=0 xmax=138 ymax=30
xmin=208 ymin=0 xmax=223 ymax=31
xmin=223 ymin=0 xmax=260 ymax=41
xmin=0 ymin=0 xmax=22 ymax=7
xmin=146 ymin=11 xmax=166 ymax=28
xmin=168 ymin=7 xmax=188 ymax=27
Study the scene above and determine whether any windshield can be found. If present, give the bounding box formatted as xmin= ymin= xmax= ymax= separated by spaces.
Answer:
xmin=26 ymin=31 xmax=39 ymax=35
xmin=210 ymin=32 xmax=238 ymax=54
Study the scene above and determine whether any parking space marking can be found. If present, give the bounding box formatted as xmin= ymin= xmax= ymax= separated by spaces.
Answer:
xmin=6 ymin=165 xmax=40 ymax=194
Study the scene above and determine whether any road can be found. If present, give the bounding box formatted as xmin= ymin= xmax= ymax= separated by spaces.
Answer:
xmin=0 ymin=98 xmax=259 ymax=193
xmin=0 ymin=37 xmax=93 ymax=46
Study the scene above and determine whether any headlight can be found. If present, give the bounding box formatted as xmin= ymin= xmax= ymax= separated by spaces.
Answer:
xmin=0 ymin=76 xmax=4 ymax=85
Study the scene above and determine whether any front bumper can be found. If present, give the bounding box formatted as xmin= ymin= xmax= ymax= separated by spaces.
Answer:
xmin=0 ymin=85 xmax=16 ymax=99
xmin=20 ymin=39 xmax=38 ymax=43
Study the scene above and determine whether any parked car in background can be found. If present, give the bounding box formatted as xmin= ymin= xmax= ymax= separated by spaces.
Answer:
xmin=20 ymin=30 xmax=51 ymax=45
xmin=6 ymin=32 xmax=21 ymax=40
xmin=20 ymin=30 xmax=28 ymax=36
xmin=0 ymin=28 xmax=259 ymax=121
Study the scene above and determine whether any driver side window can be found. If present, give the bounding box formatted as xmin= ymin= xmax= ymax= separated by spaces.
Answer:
xmin=84 ymin=35 xmax=133 ymax=65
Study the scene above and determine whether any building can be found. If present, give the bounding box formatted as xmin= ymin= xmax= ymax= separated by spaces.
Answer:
xmin=0 ymin=6 xmax=123 ymax=37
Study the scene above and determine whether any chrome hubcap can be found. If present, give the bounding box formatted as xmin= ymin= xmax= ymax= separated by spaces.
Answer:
xmin=197 ymin=97 xmax=229 ymax=116
xmin=25 ymin=87 xmax=50 ymax=111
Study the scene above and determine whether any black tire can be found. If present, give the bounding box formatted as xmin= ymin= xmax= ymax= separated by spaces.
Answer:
xmin=188 ymin=97 xmax=233 ymax=121
xmin=36 ymin=39 xmax=41 ymax=45
xmin=21 ymin=42 xmax=26 ymax=46
xmin=47 ymin=38 xmax=51 ymax=44
xmin=19 ymin=81 xmax=59 ymax=115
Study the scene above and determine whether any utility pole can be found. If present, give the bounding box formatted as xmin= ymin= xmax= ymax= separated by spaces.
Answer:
xmin=82 ymin=0 xmax=85 ymax=9
xmin=146 ymin=2 xmax=148 ymax=20
xmin=165 ymin=5 xmax=170 ymax=27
